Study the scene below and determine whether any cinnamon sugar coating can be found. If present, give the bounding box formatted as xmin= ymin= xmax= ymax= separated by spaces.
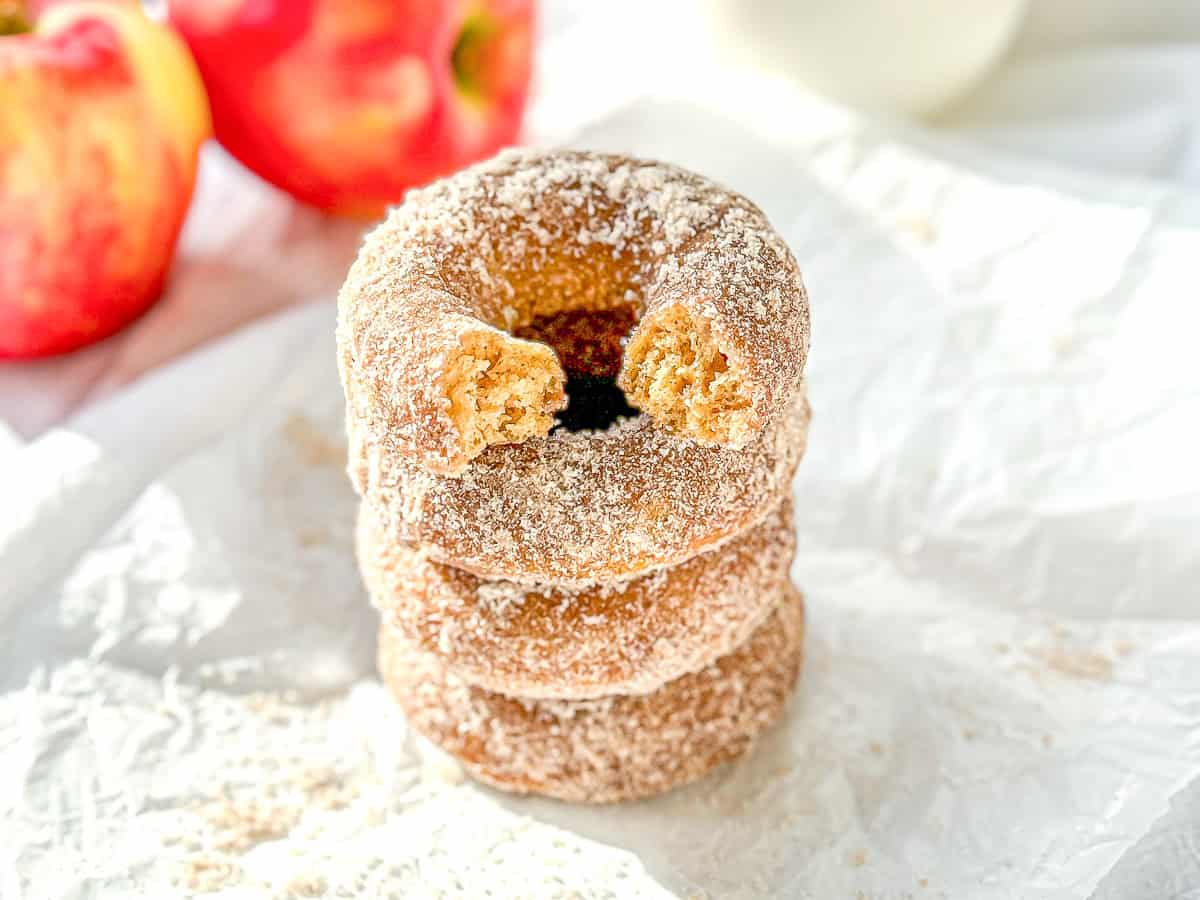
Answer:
xmin=337 ymin=149 xmax=810 ymax=475
xmin=351 ymin=385 xmax=810 ymax=585
xmin=378 ymin=587 xmax=805 ymax=804
xmin=360 ymin=500 xmax=795 ymax=700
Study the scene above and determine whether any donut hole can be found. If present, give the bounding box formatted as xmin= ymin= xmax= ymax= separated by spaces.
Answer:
xmin=445 ymin=331 xmax=565 ymax=460
xmin=621 ymin=305 xmax=757 ymax=445
xmin=516 ymin=306 xmax=641 ymax=433
xmin=554 ymin=377 xmax=640 ymax=433
xmin=516 ymin=304 xmax=635 ymax=380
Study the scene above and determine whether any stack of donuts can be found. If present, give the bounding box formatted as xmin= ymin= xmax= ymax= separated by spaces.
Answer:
xmin=337 ymin=150 xmax=812 ymax=803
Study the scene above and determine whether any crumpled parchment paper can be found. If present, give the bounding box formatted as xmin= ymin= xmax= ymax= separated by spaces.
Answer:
xmin=2 ymin=72 xmax=1199 ymax=899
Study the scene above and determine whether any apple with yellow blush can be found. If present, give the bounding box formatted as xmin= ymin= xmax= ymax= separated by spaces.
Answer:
xmin=0 ymin=0 xmax=210 ymax=358
xmin=167 ymin=0 xmax=535 ymax=217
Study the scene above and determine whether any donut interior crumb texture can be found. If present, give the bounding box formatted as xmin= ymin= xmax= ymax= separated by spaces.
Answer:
xmin=443 ymin=331 xmax=565 ymax=464
xmin=621 ymin=304 xmax=756 ymax=445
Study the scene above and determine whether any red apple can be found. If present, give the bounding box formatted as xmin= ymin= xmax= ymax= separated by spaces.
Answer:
xmin=167 ymin=0 xmax=535 ymax=217
xmin=0 ymin=0 xmax=211 ymax=359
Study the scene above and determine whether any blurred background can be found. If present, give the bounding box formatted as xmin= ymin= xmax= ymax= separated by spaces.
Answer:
xmin=3 ymin=0 xmax=1200 ymax=438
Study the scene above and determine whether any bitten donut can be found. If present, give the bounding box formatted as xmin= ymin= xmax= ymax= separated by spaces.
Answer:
xmin=351 ymin=385 xmax=810 ymax=584
xmin=360 ymin=500 xmax=796 ymax=699
xmin=378 ymin=587 xmax=805 ymax=804
xmin=338 ymin=149 xmax=810 ymax=475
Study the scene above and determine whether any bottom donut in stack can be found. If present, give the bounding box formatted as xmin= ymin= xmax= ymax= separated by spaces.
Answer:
xmin=375 ymin=586 xmax=804 ymax=804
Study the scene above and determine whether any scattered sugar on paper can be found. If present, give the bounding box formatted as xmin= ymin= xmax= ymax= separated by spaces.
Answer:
xmin=283 ymin=412 xmax=347 ymax=468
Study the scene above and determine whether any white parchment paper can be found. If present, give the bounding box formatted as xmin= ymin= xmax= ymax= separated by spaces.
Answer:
xmin=2 ymin=73 xmax=1199 ymax=898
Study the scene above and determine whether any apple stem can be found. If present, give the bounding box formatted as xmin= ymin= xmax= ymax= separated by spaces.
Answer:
xmin=452 ymin=13 xmax=496 ymax=105
xmin=0 ymin=0 xmax=28 ymax=36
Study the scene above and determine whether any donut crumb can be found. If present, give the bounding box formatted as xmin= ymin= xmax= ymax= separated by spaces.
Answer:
xmin=443 ymin=331 xmax=565 ymax=467
xmin=622 ymin=305 xmax=756 ymax=444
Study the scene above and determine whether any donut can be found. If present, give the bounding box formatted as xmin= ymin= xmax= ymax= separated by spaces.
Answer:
xmin=351 ymin=384 xmax=810 ymax=584
xmin=337 ymin=149 xmax=810 ymax=476
xmin=378 ymin=587 xmax=805 ymax=803
xmin=359 ymin=500 xmax=796 ymax=699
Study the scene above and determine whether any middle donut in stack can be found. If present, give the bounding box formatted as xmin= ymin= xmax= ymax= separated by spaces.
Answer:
xmin=339 ymin=150 xmax=812 ymax=802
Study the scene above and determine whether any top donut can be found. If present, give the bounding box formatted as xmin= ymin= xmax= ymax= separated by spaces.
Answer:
xmin=338 ymin=149 xmax=810 ymax=475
